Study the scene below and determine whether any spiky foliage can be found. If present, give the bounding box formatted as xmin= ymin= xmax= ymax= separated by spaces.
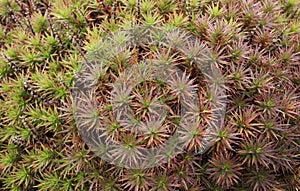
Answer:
xmin=208 ymin=152 xmax=243 ymax=189
xmin=0 ymin=0 xmax=299 ymax=190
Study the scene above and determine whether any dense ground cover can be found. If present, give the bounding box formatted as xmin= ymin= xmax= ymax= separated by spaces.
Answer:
xmin=0 ymin=0 xmax=299 ymax=190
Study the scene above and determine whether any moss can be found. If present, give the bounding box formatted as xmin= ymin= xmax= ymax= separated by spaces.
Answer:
xmin=0 ymin=0 xmax=299 ymax=190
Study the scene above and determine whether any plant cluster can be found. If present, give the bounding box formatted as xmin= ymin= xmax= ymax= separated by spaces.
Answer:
xmin=0 ymin=0 xmax=299 ymax=190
